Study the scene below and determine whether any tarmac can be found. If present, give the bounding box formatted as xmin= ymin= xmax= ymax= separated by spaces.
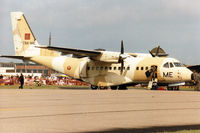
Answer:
xmin=0 ymin=88 xmax=200 ymax=133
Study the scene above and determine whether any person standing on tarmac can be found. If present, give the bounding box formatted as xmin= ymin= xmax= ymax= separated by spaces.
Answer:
xmin=19 ymin=73 xmax=24 ymax=89
xmin=193 ymin=71 xmax=200 ymax=91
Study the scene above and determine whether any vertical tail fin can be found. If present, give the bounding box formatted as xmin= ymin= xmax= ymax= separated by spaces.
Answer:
xmin=11 ymin=12 xmax=58 ymax=57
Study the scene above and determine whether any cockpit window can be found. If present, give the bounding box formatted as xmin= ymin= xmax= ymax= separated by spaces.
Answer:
xmin=163 ymin=62 xmax=169 ymax=68
xmin=170 ymin=62 xmax=174 ymax=68
xmin=173 ymin=62 xmax=184 ymax=67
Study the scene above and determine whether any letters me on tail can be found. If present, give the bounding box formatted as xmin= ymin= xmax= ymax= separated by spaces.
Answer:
xmin=1 ymin=12 xmax=194 ymax=90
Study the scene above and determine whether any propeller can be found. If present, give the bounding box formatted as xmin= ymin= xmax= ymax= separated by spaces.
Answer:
xmin=118 ymin=40 xmax=125 ymax=74
xmin=149 ymin=45 xmax=169 ymax=57
xmin=149 ymin=45 xmax=160 ymax=57
xmin=49 ymin=32 xmax=51 ymax=46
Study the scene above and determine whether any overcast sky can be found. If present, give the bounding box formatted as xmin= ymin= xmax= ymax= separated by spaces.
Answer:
xmin=1 ymin=0 xmax=200 ymax=64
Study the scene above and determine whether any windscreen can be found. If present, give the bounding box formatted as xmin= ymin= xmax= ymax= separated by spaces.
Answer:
xmin=173 ymin=62 xmax=184 ymax=67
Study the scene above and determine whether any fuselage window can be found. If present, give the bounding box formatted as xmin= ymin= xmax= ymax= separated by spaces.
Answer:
xmin=109 ymin=67 xmax=112 ymax=70
xmin=141 ymin=67 xmax=144 ymax=70
xmin=114 ymin=67 xmax=117 ymax=70
xmin=118 ymin=67 xmax=121 ymax=70
xmin=145 ymin=66 xmax=148 ymax=70
xmin=105 ymin=66 xmax=108 ymax=70
xmin=87 ymin=67 xmax=90 ymax=70
xmin=100 ymin=66 xmax=103 ymax=70
xmin=163 ymin=62 xmax=169 ymax=68
xmin=127 ymin=67 xmax=130 ymax=70
xmin=96 ymin=67 xmax=99 ymax=70
xmin=136 ymin=67 xmax=139 ymax=70
xmin=170 ymin=63 xmax=174 ymax=68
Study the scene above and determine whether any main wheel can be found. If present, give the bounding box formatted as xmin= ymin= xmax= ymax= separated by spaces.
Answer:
xmin=118 ymin=85 xmax=128 ymax=90
xmin=151 ymin=82 xmax=158 ymax=90
xmin=173 ymin=86 xmax=180 ymax=91
xmin=91 ymin=85 xmax=98 ymax=90
xmin=99 ymin=86 xmax=107 ymax=90
xmin=151 ymin=85 xmax=158 ymax=90
xmin=110 ymin=86 xmax=118 ymax=90
xmin=167 ymin=86 xmax=173 ymax=91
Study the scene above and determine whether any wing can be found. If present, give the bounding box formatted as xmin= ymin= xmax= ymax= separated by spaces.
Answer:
xmin=37 ymin=45 xmax=138 ymax=62
xmin=37 ymin=46 xmax=101 ymax=57
xmin=0 ymin=55 xmax=30 ymax=60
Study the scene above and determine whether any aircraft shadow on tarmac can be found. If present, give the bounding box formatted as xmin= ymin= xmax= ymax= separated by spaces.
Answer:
xmin=81 ymin=124 xmax=200 ymax=133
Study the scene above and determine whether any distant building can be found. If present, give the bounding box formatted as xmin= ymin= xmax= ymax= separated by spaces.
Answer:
xmin=0 ymin=62 xmax=58 ymax=76
xmin=0 ymin=62 xmax=15 ymax=75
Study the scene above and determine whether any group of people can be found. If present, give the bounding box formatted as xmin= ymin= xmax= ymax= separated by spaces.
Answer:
xmin=0 ymin=74 xmax=89 ymax=89
xmin=3 ymin=72 xmax=200 ymax=90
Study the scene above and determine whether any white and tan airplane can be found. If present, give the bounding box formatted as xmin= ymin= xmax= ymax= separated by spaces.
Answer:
xmin=1 ymin=12 xmax=194 ymax=90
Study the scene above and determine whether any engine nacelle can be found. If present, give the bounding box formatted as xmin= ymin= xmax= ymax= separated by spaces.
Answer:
xmin=93 ymin=51 xmax=120 ymax=62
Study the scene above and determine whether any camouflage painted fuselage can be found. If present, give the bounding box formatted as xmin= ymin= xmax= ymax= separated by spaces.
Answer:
xmin=30 ymin=54 xmax=192 ymax=87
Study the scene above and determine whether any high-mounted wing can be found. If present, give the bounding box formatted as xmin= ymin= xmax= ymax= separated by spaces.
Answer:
xmin=37 ymin=45 xmax=138 ymax=62
xmin=0 ymin=55 xmax=30 ymax=60
xmin=37 ymin=45 xmax=102 ymax=57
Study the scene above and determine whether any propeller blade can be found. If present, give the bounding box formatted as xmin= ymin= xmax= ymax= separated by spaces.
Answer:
xmin=149 ymin=50 xmax=155 ymax=57
xmin=121 ymin=40 xmax=124 ymax=54
xmin=119 ymin=40 xmax=125 ymax=74
xmin=155 ymin=45 xmax=160 ymax=56
xmin=120 ymin=60 xmax=124 ymax=74
xmin=49 ymin=32 xmax=51 ymax=46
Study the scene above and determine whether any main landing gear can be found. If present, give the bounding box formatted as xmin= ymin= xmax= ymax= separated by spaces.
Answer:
xmin=90 ymin=85 xmax=108 ymax=90
xmin=111 ymin=85 xmax=128 ymax=90
xmin=167 ymin=86 xmax=179 ymax=91
xmin=91 ymin=85 xmax=98 ymax=90
xmin=90 ymin=85 xmax=128 ymax=90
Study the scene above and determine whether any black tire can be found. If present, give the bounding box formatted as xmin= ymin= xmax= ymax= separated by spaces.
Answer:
xmin=91 ymin=85 xmax=98 ymax=90
xmin=167 ymin=86 xmax=173 ymax=91
xmin=99 ymin=86 xmax=106 ymax=90
xmin=118 ymin=85 xmax=128 ymax=90
xmin=174 ymin=86 xmax=179 ymax=91
xmin=110 ymin=86 xmax=118 ymax=90
xmin=151 ymin=85 xmax=158 ymax=90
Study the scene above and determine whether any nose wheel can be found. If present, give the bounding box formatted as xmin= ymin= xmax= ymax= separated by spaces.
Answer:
xmin=151 ymin=82 xmax=158 ymax=90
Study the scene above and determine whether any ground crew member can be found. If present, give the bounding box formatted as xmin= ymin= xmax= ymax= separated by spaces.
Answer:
xmin=193 ymin=71 xmax=200 ymax=91
xmin=19 ymin=73 xmax=24 ymax=89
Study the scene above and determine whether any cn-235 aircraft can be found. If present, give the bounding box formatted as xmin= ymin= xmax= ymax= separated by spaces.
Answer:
xmin=1 ymin=12 xmax=194 ymax=90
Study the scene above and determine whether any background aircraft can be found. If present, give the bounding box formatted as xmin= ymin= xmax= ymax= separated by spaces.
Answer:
xmin=1 ymin=12 xmax=194 ymax=90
